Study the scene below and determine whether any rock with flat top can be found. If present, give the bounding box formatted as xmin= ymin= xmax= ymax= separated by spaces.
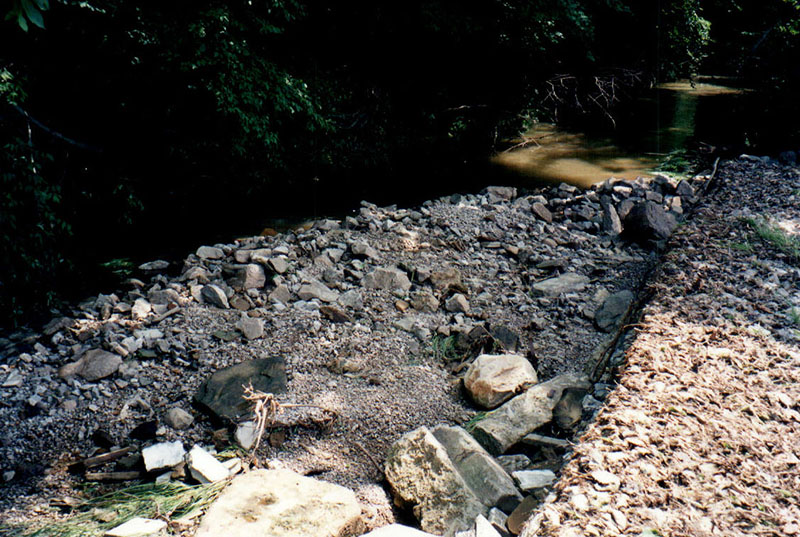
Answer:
xmin=237 ymin=314 xmax=264 ymax=340
xmin=188 ymin=445 xmax=230 ymax=484
xmin=385 ymin=427 xmax=486 ymax=536
xmin=238 ymin=264 xmax=266 ymax=289
xmin=142 ymin=441 xmax=186 ymax=472
xmin=105 ymin=517 xmax=166 ymax=537
xmin=298 ymin=280 xmax=339 ymax=302
xmin=531 ymin=273 xmax=589 ymax=297
xmin=464 ymin=354 xmax=538 ymax=409
xmin=195 ymin=469 xmax=363 ymax=537
xmin=471 ymin=374 xmax=592 ymax=455
xmin=512 ymin=470 xmax=556 ymax=492
xmin=196 ymin=246 xmax=224 ymax=260
xmin=165 ymin=407 xmax=193 ymax=430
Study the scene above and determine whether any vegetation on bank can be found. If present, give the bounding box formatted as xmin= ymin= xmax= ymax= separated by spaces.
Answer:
xmin=1 ymin=0 xmax=799 ymax=325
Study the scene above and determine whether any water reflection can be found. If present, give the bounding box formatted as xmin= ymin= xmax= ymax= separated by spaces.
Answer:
xmin=491 ymin=80 xmax=746 ymax=187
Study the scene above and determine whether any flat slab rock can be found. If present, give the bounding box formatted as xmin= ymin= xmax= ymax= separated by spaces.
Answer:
xmin=195 ymin=469 xmax=364 ymax=537
xmin=531 ymin=273 xmax=589 ymax=297
xmin=385 ymin=427 xmax=486 ymax=537
xmin=194 ymin=358 xmax=287 ymax=421
xmin=471 ymin=374 xmax=592 ymax=455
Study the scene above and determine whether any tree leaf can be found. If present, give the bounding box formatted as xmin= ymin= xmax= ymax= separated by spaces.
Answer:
xmin=22 ymin=1 xmax=45 ymax=28
xmin=17 ymin=12 xmax=29 ymax=31
xmin=33 ymin=0 xmax=50 ymax=10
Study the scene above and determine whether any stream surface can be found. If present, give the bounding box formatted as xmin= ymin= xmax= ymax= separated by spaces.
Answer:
xmin=490 ymin=79 xmax=750 ymax=187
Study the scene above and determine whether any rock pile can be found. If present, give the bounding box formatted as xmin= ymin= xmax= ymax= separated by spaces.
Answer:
xmin=0 ymin=170 xmax=712 ymax=535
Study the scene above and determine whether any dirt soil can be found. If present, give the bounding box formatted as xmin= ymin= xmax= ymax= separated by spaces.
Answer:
xmin=523 ymin=158 xmax=800 ymax=536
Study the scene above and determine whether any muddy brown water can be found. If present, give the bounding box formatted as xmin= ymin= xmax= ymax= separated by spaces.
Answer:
xmin=490 ymin=79 xmax=749 ymax=187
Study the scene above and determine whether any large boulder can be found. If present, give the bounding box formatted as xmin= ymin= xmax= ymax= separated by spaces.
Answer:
xmin=531 ymin=273 xmax=589 ymax=297
xmin=623 ymin=200 xmax=677 ymax=242
xmin=195 ymin=469 xmax=364 ymax=537
xmin=432 ymin=426 xmax=523 ymax=513
xmin=385 ymin=427 xmax=486 ymax=536
xmin=471 ymin=374 xmax=592 ymax=455
xmin=464 ymin=354 xmax=538 ymax=409
xmin=194 ymin=358 xmax=287 ymax=421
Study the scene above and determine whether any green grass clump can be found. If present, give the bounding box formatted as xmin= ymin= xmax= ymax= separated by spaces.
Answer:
xmin=1 ymin=481 xmax=226 ymax=537
xmin=430 ymin=334 xmax=460 ymax=361
xmin=744 ymin=217 xmax=800 ymax=261
xmin=464 ymin=411 xmax=489 ymax=433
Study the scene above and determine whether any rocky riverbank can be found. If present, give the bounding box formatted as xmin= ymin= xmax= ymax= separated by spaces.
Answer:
xmin=1 ymin=166 xmax=714 ymax=536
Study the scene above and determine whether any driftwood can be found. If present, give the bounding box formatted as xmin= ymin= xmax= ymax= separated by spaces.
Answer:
xmin=77 ymin=446 xmax=136 ymax=469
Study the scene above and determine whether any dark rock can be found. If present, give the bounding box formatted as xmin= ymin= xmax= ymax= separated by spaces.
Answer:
xmin=600 ymin=197 xmax=623 ymax=235
xmin=201 ymin=285 xmax=229 ymax=309
xmin=485 ymin=186 xmax=517 ymax=202
xmin=594 ymin=290 xmax=634 ymax=332
xmin=320 ymin=305 xmax=352 ymax=323
xmin=129 ymin=420 xmax=158 ymax=441
xmin=623 ymin=201 xmax=677 ymax=242
xmin=531 ymin=203 xmax=553 ymax=224
xmin=553 ymin=387 xmax=589 ymax=429
xmin=490 ymin=326 xmax=519 ymax=352
xmin=92 ymin=429 xmax=116 ymax=449
xmin=194 ymin=358 xmax=288 ymax=421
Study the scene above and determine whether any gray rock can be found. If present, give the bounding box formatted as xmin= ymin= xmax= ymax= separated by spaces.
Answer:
xmin=429 ymin=268 xmax=463 ymax=290
xmin=600 ymin=198 xmax=623 ymax=235
xmin=269 ymin=284 xmax=292 ymax=304
xmin=385 ymin=427 xmax=486 ymax=536
xmin=195 ymin=469 xmax=364 ymax=537
xmin=512 ymin=470 xmax=556 ymax=492
xmin=298 ymin=280 xmax=340 ymax=303
xmin=237 ymin=314 xmax=264 ymax=340
xmin=338 ymin=290 xmax=364 ymax=310
xmin=196 ymin=246 xmax=225 ymax=260
xmin=475 ymin=515 xmax=502 ymax=537
xmin=594 ymin=290 xmax=634 ymax=332
xmin=520 ymin=433 xmax=569 ymax=449
xmin=269 ymin=257 xmax=289 ymax=274
xmin=201 ymin=285 xmax=229 ymax=309
xmin=486 ymin=509 xmax=509 ymax=535
xmin=496 ymin=454 xmax=532 ymax=473
xmin=675 ymin=180 xmax=696 ymax=201
xmin=411 ymin=290 xmax=439 ymax=312
xmin=59 ymin=349 xmax=123 ymax=381
xmin=553 ymin=387 xmax=587 ymax=429
xmin=138 ymin=260 xmax=169 ymax=272
xmin=623 ymin=200 xmax=677 ymax=242
xmin=445 ymin=293 xmax=470 ymax=313
xmin=464 ymin=354 xmax=538 ymax=409
xmin=363 ymin=267 xmax=412 ymax=291
xmin=239 ymin=264 xmax=266 ymax=289
xmin=194 ymin=358 xmax=287 ymax=421
xmin=351 ymin=241 xmax=380 ymax=260
xmin=142 ymin=441 xmax=186 ymax=471
xmin=471 ymin=374 xmax=592 ymax=455
xmin=485 ymin=186 xmax=517 ymax=202
xmin=432 ymin=426 xmax=523 ymax=513
xmin=531 ymin=203 xmax=553 ymax=224
xmin=531 ymin=273 xmax=589 ymax=297
xmin=165 ymin=407 xmax=194 ymax=430
xmin=2 ymin=370 xmax=23 ymax=388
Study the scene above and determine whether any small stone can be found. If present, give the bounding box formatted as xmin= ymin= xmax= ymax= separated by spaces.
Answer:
xmin=512 ymin=469 xmax=556 ymax=491
xmin=105 ymin=517 xmax=167 ymax=537
xmin=1 ymin=370 xmax=23 ymax=388
xmin=297 ymin=280 xmax=339 ymax=303
xmin=601 ymin=198 xmax=623 ymax=235
xmin=531 ymin=203 xmax=553 ymax=224
xmin=338 ymin=290 xmax=364 ymax=310
xmin=131 ymin=298 xmax=152 ymax=320
xmin=235 ymin=421 xmax=258 ymax=450
xmin=165 ymin=408 xmax=194 ymax=430
xmin=142 ymin=441 xmax=186 ymax=472
xmin=188 ymin=445 xmax=231 ymax=484
xmin=269 ymin=284 xmax=292 ymax=304
xmin=196 ymin=246 xmax=224 ymax=260
xmin=237 ymin=314 xmax=264 ymax=340
xmin=268 ymin=257 xmax=289 ymax=274
xmin=430 ymin=268 xmax=463 ymax=290
xmin=520 ymin=433 xmax=569 ymax=449
xmin=361 ymin=525 xmax=437 ymax=536
xmin=485 ymin=186 xmax=517 ymax=202
xmin=445 ymin=293 xmax=470 ymax=313
xmin=59 ymin=349 xmax=123 ymax=382
xmin=486 ymin=509 xmax=508 ymax=534
xmin=351 ymin=241 xmax=380 ymax=260
xmin=475 ymin=514 xmax=501 ymax=537
xmin=496 ymin=454 xmax=532 ymax=473
xmin=411 ymin=291 xmax=439 ymax=312
xmin=363 ymin=267 xmax=412 ymax=291
xmin=201 ymin=285 xmax=229 ymax=309
xmin=138 ymin=260 xmax=169 ymax=272
xmin=320 ymin=305 xmax=352 ymax=323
